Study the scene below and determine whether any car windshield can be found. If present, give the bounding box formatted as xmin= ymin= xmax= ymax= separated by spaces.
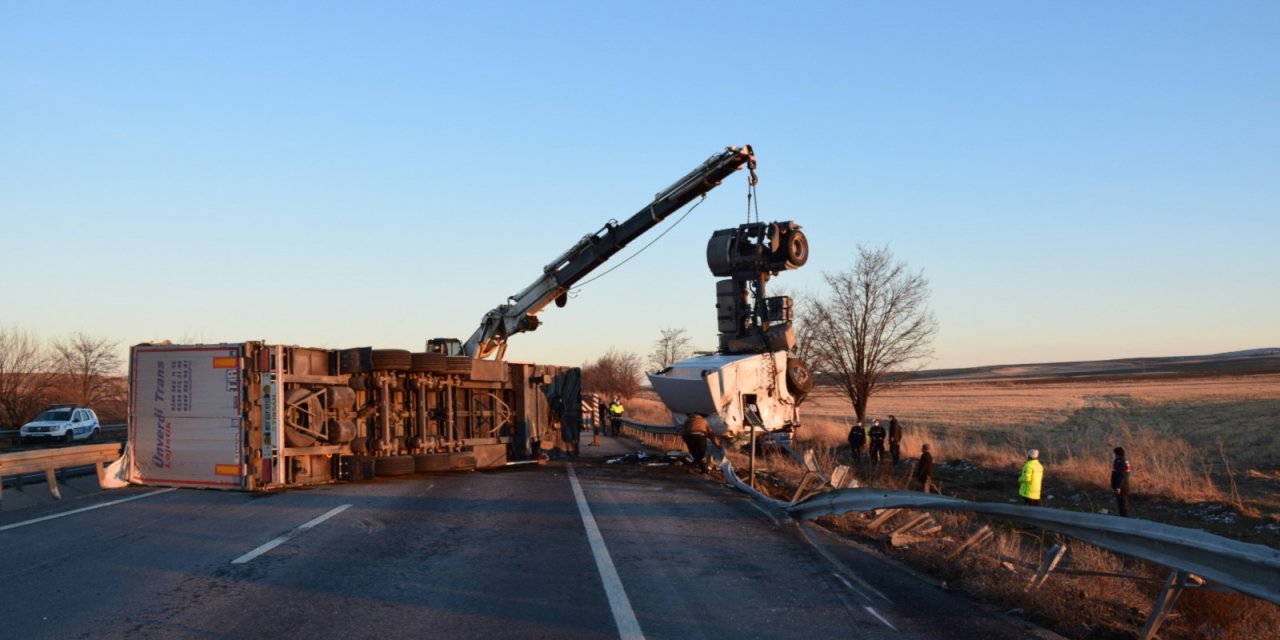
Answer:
xmin=35 ymin=409 xmax=72 ymax=421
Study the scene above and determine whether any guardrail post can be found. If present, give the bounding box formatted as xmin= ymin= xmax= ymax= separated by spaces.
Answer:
xmin=1025 ymin=543 xmax=1066 ymax=591
xmin=1140 ymin=570 xmax=1189 ymax=640
xmin=947 ymin=525 xmax=994 ymax=564
xmin=44 ymin=468 xmax=62 ymax=500
xmin=867 ymin=508 xmax=902 ymax=530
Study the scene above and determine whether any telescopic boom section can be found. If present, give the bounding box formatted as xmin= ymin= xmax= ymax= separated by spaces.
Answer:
xmin=462 ymin=145 xmax=757 ymax=359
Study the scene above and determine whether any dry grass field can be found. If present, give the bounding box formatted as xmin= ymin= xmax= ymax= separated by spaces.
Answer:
xmin=798 ymin=374 xmax=1280 ymax=514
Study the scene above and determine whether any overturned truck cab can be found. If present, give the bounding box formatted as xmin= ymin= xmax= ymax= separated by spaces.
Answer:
xmin=126 ymin=342 xmax=580 ymax=490
xmin=649 ymin=219 xmax=813 ymax=440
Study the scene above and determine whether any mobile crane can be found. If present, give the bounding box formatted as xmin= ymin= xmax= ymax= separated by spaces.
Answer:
xmin=121 ymin=145 xmax=765 ymax=490
xmin=453 ymin=145 xmax=758 ymax=360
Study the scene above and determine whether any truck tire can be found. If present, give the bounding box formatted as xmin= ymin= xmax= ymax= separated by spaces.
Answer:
xmin=414 ymin=453 xmax=452 ymax=472
xmin=410 ymin=352 xmax=448 ymax=373
xmin=374 ymin=455 xmax=415 ymax=477
xmin=371 ymin=349 xmax=412 ymax=371
xmin=785 ymin=356 xmax=813 ymax=399
xmin=782 ymin=229 xmax=809 ymax=269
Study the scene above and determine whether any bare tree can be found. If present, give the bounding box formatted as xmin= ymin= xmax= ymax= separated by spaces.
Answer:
xmin=648 ymin=328 xmax=693 ymax=372
xmin=800 ymin=245 xmax=937 ymax=422
xmin=0 ymin=327 xmax=56 ymax=427
xmin=50 ymin=332 xmax=123 ymax=408
xmin=582 ymin=348 xmax=643 ymax=400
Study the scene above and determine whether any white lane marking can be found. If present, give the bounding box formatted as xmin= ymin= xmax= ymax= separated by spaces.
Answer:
xmin=231 ymin=504 xmax=351 ymax=564
xmin=746 ymin=498 xmax=784 ymax=526
xmin=0 ymin=488 xmax=177 ymax=532
xmin=795 ymin=522 xmax=889 ymax=602
xmin=864 ymin=605 xmax=898 ymax=631
xmin=567 ymin=466 xmax=645 ymax=640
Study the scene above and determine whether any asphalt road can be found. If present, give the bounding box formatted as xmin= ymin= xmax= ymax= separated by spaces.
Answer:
xmin=0 ymin=439 xmax=1048 ymax=639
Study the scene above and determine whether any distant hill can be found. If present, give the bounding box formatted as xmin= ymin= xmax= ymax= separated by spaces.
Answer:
xmin=910 ymin=349 xmax=1280 ymax=382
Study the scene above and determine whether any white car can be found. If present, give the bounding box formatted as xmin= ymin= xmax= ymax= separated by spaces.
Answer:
xmin=19 ymin=406 xmax=100 ymax=444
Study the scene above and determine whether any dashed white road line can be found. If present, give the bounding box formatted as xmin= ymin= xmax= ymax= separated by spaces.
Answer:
xmin=232 ymin=504 xmax=351 ymax=564
xmin=568 ymin=466 xmax=645 ymax=640
xmin=0 ymin=488 xmax=177 ymax=532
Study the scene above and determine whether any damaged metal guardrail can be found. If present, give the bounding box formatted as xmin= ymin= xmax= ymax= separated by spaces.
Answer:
xmin=719 ymin=458 xmax=1280 ymax=607
xmin=0 ymin=443 xmax=123 ymax=507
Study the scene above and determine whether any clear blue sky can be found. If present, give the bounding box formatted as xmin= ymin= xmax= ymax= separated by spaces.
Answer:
xmin=2 ymin=2 xmax=1276 ymax=371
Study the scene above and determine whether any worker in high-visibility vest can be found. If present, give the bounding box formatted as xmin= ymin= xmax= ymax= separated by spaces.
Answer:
xmin=608 ymin=397 xmax=625 ymax=436
xmin=1019 ymin=449 xmax=1043 ymax=506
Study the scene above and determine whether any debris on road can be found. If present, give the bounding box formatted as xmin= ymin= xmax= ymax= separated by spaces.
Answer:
xmin=605 ymin=450 xmax=693 ymax=466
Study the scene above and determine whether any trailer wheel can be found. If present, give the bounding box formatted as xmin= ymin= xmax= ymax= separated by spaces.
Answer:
xmin=374 ymin=455 xmax=415 ymax=477
xmin=410 ymin=351 xmax=448 ymax=373
xmin=414 ymin=453 xmax=452 ymax=472
xmin=785 ymin=356 xmax=813 ymax=399
xmin=371 ymin=349 xmax=412 ymax=371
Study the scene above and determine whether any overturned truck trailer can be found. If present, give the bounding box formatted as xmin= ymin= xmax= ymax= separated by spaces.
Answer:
xmin=127 ymin=342 xmax=580 ymax=490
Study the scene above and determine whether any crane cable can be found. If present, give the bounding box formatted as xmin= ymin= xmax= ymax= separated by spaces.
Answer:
xmin=567 ymin=195 xmax=708 ymax=295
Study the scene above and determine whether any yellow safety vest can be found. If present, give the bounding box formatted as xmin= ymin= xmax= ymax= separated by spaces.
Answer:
xmin=1019 ymin=459 xmax=1043 ymax=500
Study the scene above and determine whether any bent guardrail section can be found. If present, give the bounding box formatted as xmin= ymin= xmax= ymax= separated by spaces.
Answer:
xmin=0 ymin=443 xmax=122 ymax=506
xmin=719 ymin=458 xmax=1280 ymax=606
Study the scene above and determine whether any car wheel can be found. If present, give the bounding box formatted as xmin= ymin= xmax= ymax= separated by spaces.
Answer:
xmin=91 ymin=427 xmax=100 ymax=441
xmin=64 ymin=431 xmax=75 ymax=444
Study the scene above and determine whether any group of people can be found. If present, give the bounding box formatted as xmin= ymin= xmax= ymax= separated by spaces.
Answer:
xmin=561 ymin=395 xmax=626 ymax=458
xmin=844 ymin=415 xmax=1133 ymax=517
xmin=592 ymin=396 xmax=625 ymax=437
xmin=1016 ymin=447 xmax=1130 ymax=516
xmin=847 ymin=415 xmax=934 ymax=492
xmin=846 ymin=415 xmax=904 ymax=466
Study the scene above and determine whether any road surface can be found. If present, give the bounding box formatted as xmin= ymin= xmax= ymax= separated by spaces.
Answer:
xmin=0 ymin=438 xmax=1050 ymax=639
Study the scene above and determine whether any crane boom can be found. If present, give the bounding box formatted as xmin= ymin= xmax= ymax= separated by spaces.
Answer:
xmin=462 ymin=145 xmax=757 ymax=359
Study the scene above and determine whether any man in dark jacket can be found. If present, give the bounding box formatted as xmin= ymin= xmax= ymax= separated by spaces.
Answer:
xmin=868 ymin=419 xmax=887 ymax=465
xmin=888 ymin=415 xmax=903 ymax=465
xmin=1111 ymin=446 xmax=1131 ymax=517
xmin=847 ymin=421 xmax=866 ymax=464
xmin=911 ymin=443 xmax=934 ymax=493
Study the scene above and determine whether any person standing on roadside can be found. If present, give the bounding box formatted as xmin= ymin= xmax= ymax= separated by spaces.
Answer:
xmin=847 ymin=421 xmax=866 ymax=464
xmin=911 ymin=443 xmax=934 ymax=493
xmin=1019 ymin=449 xmax=1043 ymax=506
xmin=888 ymin=415 xmax=903 ymax=465
xmin=608 ymin=397 xmax=625 ymax=436
xmin=1111 ymin=446 xmax=1131 ymax=517
xmin=868 ymin=419 xmax=887 ymax=466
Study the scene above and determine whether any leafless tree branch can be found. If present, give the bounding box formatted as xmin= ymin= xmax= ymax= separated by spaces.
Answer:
xmin=798 ymin=245 xmax=937 ymax=422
